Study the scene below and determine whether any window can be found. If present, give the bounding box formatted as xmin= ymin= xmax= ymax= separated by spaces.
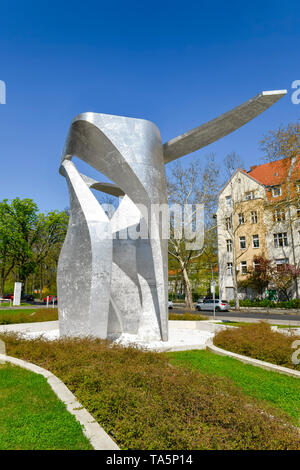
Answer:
xmin=297 ymin=207 xmax=300 ymax=218
xmin=240 ymin=261 xmax=247 ymax=275
xmin=239 ymin=236 xmax=246 ymax=249
xmin=238 ymin=213 xmax=245 ymax=225
xmin=252 ymin=234 xmax=259 ymax=248
xmin=225 ymin=196 xmax=232 ymax=207
xmin=250 ymin=211 xmax=258 ymax=224
xmin=227 ymin=262 xmax=233 ymax=275
xmin=273 ymin=232 xmax=288 ymax=247
xmin=225 ymin=216 xmax=232 ymax=230
xmin=245 ymin=191 xmax=254 ymax=200
xmin=272 ymin=185 xmax=282 ymax=197
xmin=273 ymin=209 xmax=285 ymax=222
xmin=226 ymin=239 xmax=232 ymax=252
xmin=275 ymin=258 xmax=289 ymax=272
xmin=253 ymin=260 xmax=260 ymax=271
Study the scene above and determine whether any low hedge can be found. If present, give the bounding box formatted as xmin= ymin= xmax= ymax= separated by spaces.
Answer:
xmin=169 ymin=313 xmax=207 ymax=321
xmin=214 ymin=322 xmax=300 ymax=371
xmin=229 ymin=299 xmax=300 ymax=309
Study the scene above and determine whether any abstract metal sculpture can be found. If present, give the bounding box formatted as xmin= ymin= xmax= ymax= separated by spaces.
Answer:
xmin=57 ymin=90 xmax=286 ymax=341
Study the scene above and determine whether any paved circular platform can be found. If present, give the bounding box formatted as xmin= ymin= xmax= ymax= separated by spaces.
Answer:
xmin=0 ymin=321 xmax=213 ymax=352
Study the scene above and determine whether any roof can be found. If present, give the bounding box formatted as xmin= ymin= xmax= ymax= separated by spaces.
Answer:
xmin=247 ymin=155 xmax=300 ymax=186
xmin=218 ymin=167 xmax=262 ymax=196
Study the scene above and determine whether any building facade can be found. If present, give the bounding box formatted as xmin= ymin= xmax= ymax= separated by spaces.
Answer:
xmin=217 ymin=156 xmax=300 ymax=300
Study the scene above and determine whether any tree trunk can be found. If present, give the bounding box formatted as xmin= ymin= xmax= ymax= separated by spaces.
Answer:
xmin=0 ymin=268 xmax=4 ymax=298
xmin=39 ymin=262 xmax=43 ymax=300
xmin=232 ymin=266 xmax=240 ymax=310
xmin=181 ymin=262 xmax=193 ymax=309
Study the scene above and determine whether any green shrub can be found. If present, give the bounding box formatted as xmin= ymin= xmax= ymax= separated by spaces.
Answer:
xmin=1 ymin=333 xmax=299 ymax=450
xmin=214 ymin=322 xmax=300 ymax=371
xmin=229 ymin=299 xmax=300 ymax=309
xmin=169 ymin=313 xmax=207 ymax=321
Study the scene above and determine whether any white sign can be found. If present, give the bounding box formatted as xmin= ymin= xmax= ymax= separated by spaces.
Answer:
xmin=210 ymin=285 xmax=215 ymax=294
xmin=13 ymin=282 xmax=22 ymax=306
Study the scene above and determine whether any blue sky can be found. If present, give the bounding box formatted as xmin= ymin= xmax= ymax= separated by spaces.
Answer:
xmin=0 ymin=0 xmax=299 ymax=212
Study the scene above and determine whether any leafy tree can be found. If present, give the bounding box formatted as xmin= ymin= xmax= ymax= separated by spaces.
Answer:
xmin=240 ymin=255 xmax=300 ymax=301
xmin=272 ymin=263 xmax=300 ymax=301
xmin=240 ymin=256 xmax=273 ymax=297
xmin=0 ymin=198 xmax=39 ymax=296
xmin=0 ymin=198 xmax=68 ymax=297
xmin=33 ymin=211 xmax=69 ymax=296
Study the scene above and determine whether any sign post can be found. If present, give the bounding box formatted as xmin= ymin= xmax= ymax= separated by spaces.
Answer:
xmin=13 ymin=282 xmax=22 ymax=306
xmin=211 ymin=281 xmax=216 ymax=318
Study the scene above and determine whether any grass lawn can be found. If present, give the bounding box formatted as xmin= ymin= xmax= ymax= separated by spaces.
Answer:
xmin=169 ymin=349 xmax=300 ymax=424
xmin=0 ymin=308 xmax=58 ymax=324
xmin=0 ymin=309 xmax=37 ymax=315
xmin=0 ymin=363 xmax=92 ymax=450
xmin=0 ymin=303 xmax=28 ymax=307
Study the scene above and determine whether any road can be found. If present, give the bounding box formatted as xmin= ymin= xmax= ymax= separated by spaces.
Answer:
xmin=171 ymin=307 xmax=300 ymax=325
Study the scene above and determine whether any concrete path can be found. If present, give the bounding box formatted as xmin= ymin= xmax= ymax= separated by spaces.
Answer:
xmin=0 ymin=320 xmax=59 ymax=334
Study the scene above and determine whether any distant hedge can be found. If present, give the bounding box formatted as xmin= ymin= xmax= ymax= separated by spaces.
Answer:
xmin=229 ymin=299 xmax=300 ymax=309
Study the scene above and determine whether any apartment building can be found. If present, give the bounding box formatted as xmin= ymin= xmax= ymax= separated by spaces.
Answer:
xmin=217 ymin=156 xmax=300 ymax=300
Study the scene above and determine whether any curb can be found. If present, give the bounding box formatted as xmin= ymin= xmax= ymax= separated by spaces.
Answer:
xmin=0 ymin=354 xmax=119 ymax=450
xmin=230 ymin=308 xmax=300 ymax=315
xmin=206 ymin=341 xmax=300 ymax=378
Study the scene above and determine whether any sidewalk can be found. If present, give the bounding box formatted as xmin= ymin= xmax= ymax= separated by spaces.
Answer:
xmin=172 ymin=303 xmax=300 ymax=315
xmin=0 ymin=321 xmax=59 ymax=334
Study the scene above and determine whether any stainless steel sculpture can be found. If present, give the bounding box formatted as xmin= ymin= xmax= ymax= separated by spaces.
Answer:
xmin=57 ymin=90 xmax=286 ymax=341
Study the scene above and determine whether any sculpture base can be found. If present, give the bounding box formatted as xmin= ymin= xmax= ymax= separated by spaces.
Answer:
xmin=9 ymin=323 xmax=213 ymax=352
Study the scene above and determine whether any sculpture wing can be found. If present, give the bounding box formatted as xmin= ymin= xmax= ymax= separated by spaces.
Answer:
xmin=163 ymin=90 xmax=287 ymax=163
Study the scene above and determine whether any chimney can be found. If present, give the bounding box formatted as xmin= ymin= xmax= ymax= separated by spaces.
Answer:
xmin=250 ymin=165 xmax=258 ymax=172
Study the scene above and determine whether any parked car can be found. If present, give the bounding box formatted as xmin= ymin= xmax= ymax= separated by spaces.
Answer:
xmin=22 ymin=294 xmax=34 ymax=302
xmin=3 ymin=294 xmax=13 ymax=300
xmin=195 ymin=299 xmax=230 ymax=312
xmin=168 ymin=300 xmax=174 ymax=309
xmin=43 ymin=295 xmax=58 ymax=305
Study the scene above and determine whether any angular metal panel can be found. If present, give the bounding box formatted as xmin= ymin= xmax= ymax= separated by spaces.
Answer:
xmin=163 ymin=90 xmax=287 ymax=163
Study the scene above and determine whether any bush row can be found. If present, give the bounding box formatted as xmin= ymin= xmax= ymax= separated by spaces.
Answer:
xmin=169 ymin=313 xmax=207 ymax=321
xmin=229 ymin=298 xmax=300 ymax=309
xmin=214 ymin=322 xmax=300 ymax=371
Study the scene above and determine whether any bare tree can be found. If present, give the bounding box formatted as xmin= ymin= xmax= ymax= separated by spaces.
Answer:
xmin=260 ymin=122 xmax=300 ymax=162
xmin=223 ymin=152 xmax=244 ymax=180
xmin=167 ymin=154 xmax=220 ymax=309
